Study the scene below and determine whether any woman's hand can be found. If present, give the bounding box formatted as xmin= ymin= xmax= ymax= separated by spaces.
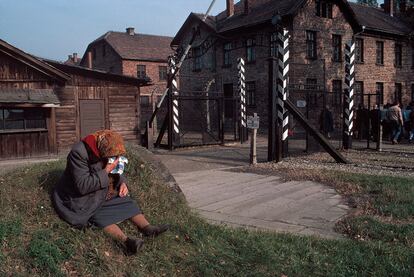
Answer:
xmin=119 ymin=183 xmax=129 ymax=197
xmin=105 ymin=157 xmax=120 ymax=174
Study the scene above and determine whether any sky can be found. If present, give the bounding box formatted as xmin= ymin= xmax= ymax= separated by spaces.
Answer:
xmin=0 ymin=0 xmax=383 ymax=61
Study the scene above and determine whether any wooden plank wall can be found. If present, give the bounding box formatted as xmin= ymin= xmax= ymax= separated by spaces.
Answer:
xmin=0 ymin=131 xmax=49 ymax=158
xmin=55 ymin=73 xmax=141 ymax=153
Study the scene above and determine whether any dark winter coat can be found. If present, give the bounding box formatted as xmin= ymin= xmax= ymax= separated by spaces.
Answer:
xmin=52 ymin=142 xmax=124 ymax=228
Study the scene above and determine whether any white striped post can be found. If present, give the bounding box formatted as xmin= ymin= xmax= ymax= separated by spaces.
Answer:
xmin=277 ymin=28 xmax=290 ymax=156
xmin=344 ymin=40 xmax=355 ymax=149
xmin=238 ymin=57 xmax=248 ymax=143
xmin=168 ymin=56 xmax=180 ymax=146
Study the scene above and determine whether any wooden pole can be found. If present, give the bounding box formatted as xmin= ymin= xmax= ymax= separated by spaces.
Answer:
xmin=250 ymin=128 xmax=257 ymax=165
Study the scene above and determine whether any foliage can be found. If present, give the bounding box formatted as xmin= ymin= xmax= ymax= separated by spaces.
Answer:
xmin=356 ymin=0 xmax=379 ymax=7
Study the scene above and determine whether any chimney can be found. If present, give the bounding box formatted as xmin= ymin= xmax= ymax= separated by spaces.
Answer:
xmin=126 ymin=27 xmax=135 ymax=36
xmin=226 ymin=0 xmax=234 ymax=17
xmin=244 ymin=0 xmax=249 ymax=14
xmin=72 ymin=53 xmax=78 ymax=63
xmin=68 ymin=54 xmax=72 ymax=61
xmin=87 ymin=51 xmax=92 ymax=69
xmin=384 ymin=0 xmax=394 ymax=16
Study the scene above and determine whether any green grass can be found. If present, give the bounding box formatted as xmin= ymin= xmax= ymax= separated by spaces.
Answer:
xmin=0 ymin=146 xmax=413 ymax=276
xmin=334 ymin=173 xmax=414 ymax=219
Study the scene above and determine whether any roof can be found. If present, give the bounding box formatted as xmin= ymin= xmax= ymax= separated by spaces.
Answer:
xmin=348 ymin=2 xmax=411 ymax=36
xmin=0 ymin=89 xmax=60 ymax=105
xmin=43 ymin=59 xmax=150 ymax=87
xmin=172 ymin=0 xmax=411 ymax=45
xmin=0 ymin=39 xmax=70 ymax=82
xmin=85 ymin=31 xmax=173 ymax=62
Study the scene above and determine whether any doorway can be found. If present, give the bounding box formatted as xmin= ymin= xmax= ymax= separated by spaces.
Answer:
xmin=79 ymin=99 xmax=105 ymax=138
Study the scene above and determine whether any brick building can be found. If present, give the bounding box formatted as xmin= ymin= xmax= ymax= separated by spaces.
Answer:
xmin=80 ymin=27 xmax=173 ymax=127
xmin=172 ymin=0 xmax=414 ymax=130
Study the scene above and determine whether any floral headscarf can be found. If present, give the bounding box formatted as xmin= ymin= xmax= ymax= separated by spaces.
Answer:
xmin=82 ymin=130 xmax=126 ymax=158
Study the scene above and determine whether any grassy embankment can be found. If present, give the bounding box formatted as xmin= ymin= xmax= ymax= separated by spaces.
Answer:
xmin=0 ymin=147 xmax=413 ymax=276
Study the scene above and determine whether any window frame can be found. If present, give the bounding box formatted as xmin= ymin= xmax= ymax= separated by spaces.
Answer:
xmin=332 ymin=34 xmax=342 ymax=62
xmin=376 ymin=41 xmax=384 ymax=65
xmin=332 ymin=79 xmax=343 ymax=106
xmin=159 ymin=66 xmax=168 ymax=81
xmin=137 ymin=65 xmax=147 ymax=79
xmin=246 ymin=81 xmax=256 ymax=107
xmin=355 ymin=38 xmax=364 ymax=63
xmin=246 ymin=38 xmax=256 ymax=63
xmin=193 ymin=47 xmax=203 ymax=71
xmin=270 ymin=33 xmax=278 ymax=57
xmin=306 ymin=31 xmax=317 ymax=60
xmin=223 ymin=42 xmax=233 ymax=67
xmin=376 ymin=82 xmax=384 ymax=105
xmin=395 ymin=43 xmax=402 ymax=68
xmin=395 ymin=83 xmax=402 ymax=104
xmin=0 ymin=108 xmax=47 ymax=132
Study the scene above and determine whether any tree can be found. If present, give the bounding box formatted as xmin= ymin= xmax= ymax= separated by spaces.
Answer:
xmin=356 ymin=0 xmax=378 ymax=7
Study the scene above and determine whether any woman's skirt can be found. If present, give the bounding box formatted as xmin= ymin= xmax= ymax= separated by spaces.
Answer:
xmin=89 ymin=196 xmax=141 ymax=228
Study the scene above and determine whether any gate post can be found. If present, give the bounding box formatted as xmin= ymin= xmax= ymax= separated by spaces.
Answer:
xmin=268 ymin=56 xmax=282 ymax=162
xmin=168 ymin=56 xmax=180 ymax=149
xmin=277 ymin=28 xmax=290 ymax=157
xmin=237 ymin=58 xmax=248 ymax=143
xmin=343 ymin=40 xmax=355 ymax=149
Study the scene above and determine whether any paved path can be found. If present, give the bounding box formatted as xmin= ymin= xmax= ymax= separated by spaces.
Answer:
xmin=155 ymin=144 xmax=349 ymax=239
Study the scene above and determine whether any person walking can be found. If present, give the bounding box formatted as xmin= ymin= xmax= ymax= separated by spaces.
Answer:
xmin=409 ymin=102 xmax=414 ymax=143
xmin=319 ymin=105 xmax=334 ymax=139
xmin=386 ymin=102 xmax=403 ymax=144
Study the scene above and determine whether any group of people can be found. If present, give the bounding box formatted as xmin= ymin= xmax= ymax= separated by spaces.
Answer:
xmin=354 ymin=101 xmax=414 ymax=144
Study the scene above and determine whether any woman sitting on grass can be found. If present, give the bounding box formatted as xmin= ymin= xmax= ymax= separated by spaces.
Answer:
xmin=52 ymin=130 xmax=169 ymax=255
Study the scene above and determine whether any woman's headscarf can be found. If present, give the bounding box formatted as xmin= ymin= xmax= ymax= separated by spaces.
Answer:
xmin=82 ymin=130 xmax=126 ymax=158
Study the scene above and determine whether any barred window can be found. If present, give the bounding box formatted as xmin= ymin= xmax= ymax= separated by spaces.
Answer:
xmin=306 ymin=78 xmax=318 ymax=105
xmin=332 ymin=35 xmax=342 ymax=62
xmin=246 ymin=81 xmax=256 ymax=107
xmin=316 ymin=1 xmax=333 ymax=18
xmin=306 ymin=31 xmax=317 ymax=59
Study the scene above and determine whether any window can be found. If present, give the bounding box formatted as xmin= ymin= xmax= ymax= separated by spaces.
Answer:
xmin=0 ymin=109 xmax=46 ymax=131
xmin=355 ymin=38 xmax=364 ymax=63
xmin=395 ymin=83 xmax=402 ymax=104
xmin=332 ymin=80 xmax=342 ymax=106
xmin=270 ymin=33 xmax=278 ymax=57
xmin=246 ymin=38 xmax=256 ymax=62
xmin=395 ymin=44 xmax=402 ymax=67
xmin=306 ymin=78 xmax=318 ymax=105
xmin=246 ymin=81 xmax=256 ymax=107
xmin=376 ymin=82 xmax=384 ymax=105
xmin=102 ymin=45 xmax=106 ymax=57
xmin=306 ymin=31 xmax=317 ymax=59
xmin=332 ymin=35 xmax=342 ymax=62
xmin=140 ymin=96 xmax=151 ymax=107
xmin=355 ymin=81 xmax=364 ymax=105
xmin=137 ymin=65 xmax=146 ymax=78
xmin=193 ymin=47 xmax=202 ymax=71
xmin=159 ymin=66 xmax=167 ymax=81
xmin=316 ymin=1 xmax=333 ymax=18
xmin=223 ymin=42 xmax=232 ymax=66
xmin=376 ymin=41 xmax=384 ymax=65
